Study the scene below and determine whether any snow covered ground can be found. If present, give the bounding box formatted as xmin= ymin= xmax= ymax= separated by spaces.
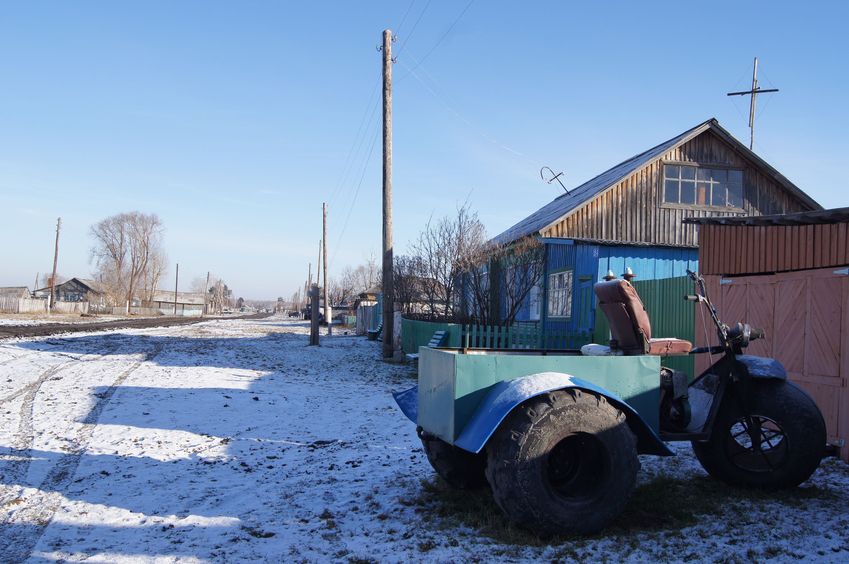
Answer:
xmin=1 ymin=316 xmax=847 ymax=562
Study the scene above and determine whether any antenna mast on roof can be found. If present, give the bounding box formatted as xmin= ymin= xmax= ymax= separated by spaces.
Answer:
xmin=540 ymin=166 xmax=568 ymax=193
xmin=727 ymin=57 xmax=779 ymax=151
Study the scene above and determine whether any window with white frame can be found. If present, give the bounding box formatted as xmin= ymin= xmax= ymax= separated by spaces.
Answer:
xmin=663 ymin=164 xmax=744 ymax=209
xmin=547 ymin=270 xmax=573 ymax=318
xmin=528 ymin=283 xmax=541 ymax=321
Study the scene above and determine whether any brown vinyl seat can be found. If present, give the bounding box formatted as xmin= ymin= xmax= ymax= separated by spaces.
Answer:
xmin=594 ymin=279 xmax=692 ymax=356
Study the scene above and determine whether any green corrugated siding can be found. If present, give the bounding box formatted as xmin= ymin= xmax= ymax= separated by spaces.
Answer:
xmin=400 ymin=318 xmax=463 ymax=354
xmin=594 ymin=276 xmax=695 ymax=378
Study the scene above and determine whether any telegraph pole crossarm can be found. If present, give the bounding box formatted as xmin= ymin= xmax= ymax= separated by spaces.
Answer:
xmin=726 ymin=57 xmax=779 ymax=150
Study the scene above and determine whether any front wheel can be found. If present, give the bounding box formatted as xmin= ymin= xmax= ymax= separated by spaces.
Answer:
xmin=692 ymin=379 xmax=825 ymax=489
xmin=485 ymin=389 xmax=638 ymax=536
xmin=420 ymin=433 xmax=487 ymax=489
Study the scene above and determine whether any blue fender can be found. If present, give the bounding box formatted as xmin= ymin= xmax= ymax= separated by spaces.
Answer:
xmin=393 ymin=372 xmax=672 ymax=457
xmin=736 ymin=355 xmax=787 ymax=380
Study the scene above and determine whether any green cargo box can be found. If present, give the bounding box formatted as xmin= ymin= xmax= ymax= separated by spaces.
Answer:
xmin=417 ymin=347 xmax=662 ymax=445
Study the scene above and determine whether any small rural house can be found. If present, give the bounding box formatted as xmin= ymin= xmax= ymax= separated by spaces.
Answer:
xmin=492 ymin=118 xmax=820 ymax=345
xmin=148 ymin=291 xmax=206 ymax=317
xmin=0 ymin=286 xmax=31 ymax=300
xmin=686 ymin=207 xmax=849 ymax=462
xmin=34 ymin=278 xmax=107 ymax=303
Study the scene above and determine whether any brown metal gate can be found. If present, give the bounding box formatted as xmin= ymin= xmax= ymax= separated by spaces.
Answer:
xmin=696 ymin=267 xmax=848 ymax=462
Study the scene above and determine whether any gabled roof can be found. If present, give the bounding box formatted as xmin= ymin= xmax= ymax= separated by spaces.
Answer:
xmin=493 ymin=118 xmax=821 ymax=245
xmin=74 ymin=278 xmax=108 ymax=294
xmin=150 ymin=291 xmax=206 ymax=305
xmin=0 ymin=286 xmax=30 ymax=298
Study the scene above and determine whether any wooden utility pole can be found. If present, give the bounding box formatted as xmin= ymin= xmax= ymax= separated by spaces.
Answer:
xmin=49 ymin=217 xmax=61 ymax=310
xmin=727 ymin=57 xmax=779 ymax=150
xmin=308 ymin=284 xmax=320 ymax=346
xmin=34 ymin=272 xmax=39 ymax=292
xmin=323 ymin=202 xmax=331 ymax=335
xmin=173 ymin=263 xmax=179 ymax=316
xmin=381 ymin=29 xmax=395 ymax=359
xmin=203 ymin=271 xmax=210 ymax=317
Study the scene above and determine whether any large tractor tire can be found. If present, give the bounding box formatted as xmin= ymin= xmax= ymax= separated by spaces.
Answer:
xmin=485 ymin=389 xmax=639 ymax=536
xmin=692 ymin=379 xmax=825 ymax=489
xmin=420 ymin=433 xmax=487 ymax=489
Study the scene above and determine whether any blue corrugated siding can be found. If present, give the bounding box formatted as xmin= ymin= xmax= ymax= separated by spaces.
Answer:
xmin=541 ymin=239 xmax=698 ymax=340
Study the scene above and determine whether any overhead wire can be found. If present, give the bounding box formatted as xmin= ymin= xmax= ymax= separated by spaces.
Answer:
xmin=398 ymin=54 xmax=537 ymax=167
xmin=396 ymin=0 xmax=432 ymax=55
xmin=401 ymin=0 xmax=475 ymax=75
xmin=331 ymin=124 xmax=381 ymax=265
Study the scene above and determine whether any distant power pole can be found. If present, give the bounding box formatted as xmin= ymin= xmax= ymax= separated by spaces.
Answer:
xmin=316 ymin=239 xmax=322 ymax=290
xmin=173 ymin=263 xmax=179 ymax=316
xmin=323 ymin=202 xmax=331 ymax=335
xmin=727 ymin=57 xmax=779 ymax=150
xmin=308 ymin=284 xmax=320 ymax=346
xmin=380 ymin=29 xmax=395 ymax=359
xmin=49 ymin=217 xmax=61 ymax=310
xmin=203 ymin=271 xmax=210 ymax=317
xmin=34 ymin=272 xmax=39 ymax=292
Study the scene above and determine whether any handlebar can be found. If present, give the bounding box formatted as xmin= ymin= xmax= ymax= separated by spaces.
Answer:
xmin=684 ymin=295 xmax=699 ymax=302
xmin=750 ymin=328 xmax=766 ymax=341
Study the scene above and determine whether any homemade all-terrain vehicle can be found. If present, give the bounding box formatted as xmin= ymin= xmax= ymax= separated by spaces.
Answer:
xmin=393 ymin=270 xmax=826 ymax=535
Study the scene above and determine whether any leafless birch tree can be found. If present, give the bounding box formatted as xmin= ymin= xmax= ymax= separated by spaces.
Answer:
xmin=90 ymin=212 xmax=165 ymax=306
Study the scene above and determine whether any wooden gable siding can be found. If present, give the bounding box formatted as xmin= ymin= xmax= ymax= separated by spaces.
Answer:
xmin=540 ymin=130 xmax=813 ymax=246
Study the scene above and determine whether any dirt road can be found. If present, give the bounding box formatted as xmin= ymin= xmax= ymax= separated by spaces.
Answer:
xmin=0 ymin=313 xmax=271 ymax=340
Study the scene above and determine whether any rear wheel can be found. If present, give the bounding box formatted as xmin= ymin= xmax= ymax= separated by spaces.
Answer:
xmin=419 ymin=433 xmax=487 ymax=489
xmin=692 ymin=379 xmax=825 ymax=489
xmin=485 ymin=389 xmax=638 ymax=536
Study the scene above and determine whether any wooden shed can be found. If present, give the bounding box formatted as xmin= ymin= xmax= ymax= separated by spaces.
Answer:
xmin=686 ymin=208 xmax=849 ymax=462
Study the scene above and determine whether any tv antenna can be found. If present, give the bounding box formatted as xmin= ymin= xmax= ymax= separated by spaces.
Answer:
xmin=727 ymin=57 xmax=779 ymax=151
xmin=540 ymin=166 xmax=568 ymax=194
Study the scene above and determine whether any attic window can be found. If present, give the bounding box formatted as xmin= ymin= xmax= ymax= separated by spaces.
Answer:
xmin=663 ymin=164 xmax=744 ymax=209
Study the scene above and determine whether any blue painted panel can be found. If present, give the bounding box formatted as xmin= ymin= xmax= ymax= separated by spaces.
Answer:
xmin=540 ymin=240 xmax=699 ymax=346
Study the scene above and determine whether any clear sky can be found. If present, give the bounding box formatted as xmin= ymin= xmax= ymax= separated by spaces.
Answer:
xmin=1 ymin=1 xmax=847 ymax=300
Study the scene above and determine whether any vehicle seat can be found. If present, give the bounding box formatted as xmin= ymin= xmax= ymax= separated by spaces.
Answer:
xmin=593 ymin=279 xmax=692 ymax=356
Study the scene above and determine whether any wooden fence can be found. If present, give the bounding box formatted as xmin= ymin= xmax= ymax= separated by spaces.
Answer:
xmin=0 ymin=297 xmax=48 ymax=314
xmin=460 ymin=323 xmax=591 ymax=350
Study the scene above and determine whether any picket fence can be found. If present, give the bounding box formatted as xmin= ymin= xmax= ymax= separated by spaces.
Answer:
xmin=460 ymin=323 xmax=592 ymax=350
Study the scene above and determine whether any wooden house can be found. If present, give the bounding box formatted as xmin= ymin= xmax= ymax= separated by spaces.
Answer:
xmin=148 ymin=291 xmax=206 ymax=317
xmin=34 ymin=278 xmax=108 ymax=303
xmin=686 ymin=207 xmax=849 ymax=462
xmin=492 ymin=118 xmax=820 ymax=342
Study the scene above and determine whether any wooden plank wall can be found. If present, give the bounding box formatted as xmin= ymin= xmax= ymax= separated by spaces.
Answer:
xmin=541 ymin=130 xmax=813 ymax=246
xmin=699 ymin=222 xmax=849 ymax=275
xmin=696 ymin=270 xmax=849 ymax=463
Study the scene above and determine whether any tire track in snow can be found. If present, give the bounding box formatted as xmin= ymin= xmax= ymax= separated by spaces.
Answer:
xmin=0 ymin=340 xmax=164 ymax=562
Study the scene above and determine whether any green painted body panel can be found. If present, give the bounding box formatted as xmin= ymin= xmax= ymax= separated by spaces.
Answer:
xmin=418 ymin=347 xmax=662 ymax=444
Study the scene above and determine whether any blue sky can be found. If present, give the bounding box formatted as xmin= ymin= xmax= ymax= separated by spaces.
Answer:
xmin=1 ymin=1 xmax=847 ymax=299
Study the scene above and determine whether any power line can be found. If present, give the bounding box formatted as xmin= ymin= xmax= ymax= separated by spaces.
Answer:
xmin=328 ymin=76 xmax=382 ymax=207
xmin=394 ymin=0 xmax=417 ymax=37
xmin=398 ymin=56 xmax=536 ymax=167
xmin=401 ymin=0 xmax=474 ymax=74
xmin=397 ymin=0 xmax=432 ymax=55
xmin=331 ymin=123 xmax=381 ymax=265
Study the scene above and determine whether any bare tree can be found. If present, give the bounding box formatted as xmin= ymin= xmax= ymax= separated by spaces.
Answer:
xmin=90 ymin=212 xmax=165 ymax=307
xmin=459 ymin=236 xmax=545 ymax=327
xmin=407 ymin=203 xmax=488 ymax=320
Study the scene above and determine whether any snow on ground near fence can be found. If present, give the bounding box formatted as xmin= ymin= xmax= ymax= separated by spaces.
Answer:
xmin=0 ymin=316 xmax=847 ymax=562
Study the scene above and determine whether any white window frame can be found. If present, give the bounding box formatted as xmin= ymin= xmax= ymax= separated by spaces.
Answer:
xmin=528 ymin=283 xmax=541 ymax=321
xmin=547 ymin=270 xmax=573 ymax=319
